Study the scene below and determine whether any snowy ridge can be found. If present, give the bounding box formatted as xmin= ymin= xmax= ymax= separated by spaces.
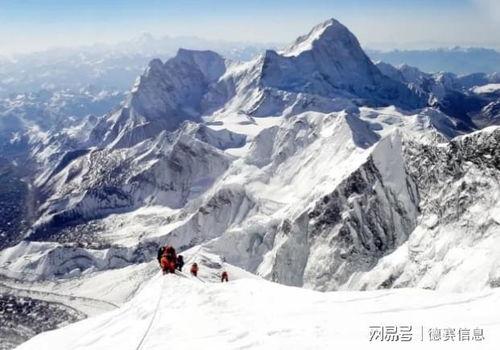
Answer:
xmin=93 ymin=50 xmax=227 ymax=150
xmin=375 ymin=61 xmax=500 ymax=129
xmin=348 ymin=126 xmax=500 ymax=291
xmin=14 ymin=267 xmax=500 ymax=350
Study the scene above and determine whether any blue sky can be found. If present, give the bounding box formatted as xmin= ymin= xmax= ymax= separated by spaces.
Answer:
xmin=0 ymin=0 xmax=499 ymax=53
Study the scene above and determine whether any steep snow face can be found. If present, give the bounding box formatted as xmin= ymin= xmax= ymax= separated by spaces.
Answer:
xmin=348 ymin=126 xmax=500 ymax=291
xmin=31 ymin=123 xmax=236 ymax=241
xmin=94 ymin=50 xmax=227 ymax=149
xmin=253 ymin=19 xmax=424 ymax=109
xmin=14 ymin=271 xmax=500 ymax=350
xmin=256 ymin=132 xmax=419 ymax=290
xmin=278 ymin=18 xmax=381 ymax=91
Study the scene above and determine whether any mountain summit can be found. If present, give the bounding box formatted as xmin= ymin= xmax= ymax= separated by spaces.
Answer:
xmin=95 ymin=18 xmax=425 ymax=149
xmin=281 ymin=18 xmax=363 ymax=57
xmin=255 ymin=18 xmax=424 ymax=108
xmin=93 ymin=49 xmax=227 ymax=149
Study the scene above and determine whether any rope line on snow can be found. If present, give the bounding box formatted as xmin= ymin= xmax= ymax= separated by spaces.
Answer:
xmin=135 ymin=276 xmax=165 ymax=350
xmin=134 ymin=247 xmax=207 ymax=349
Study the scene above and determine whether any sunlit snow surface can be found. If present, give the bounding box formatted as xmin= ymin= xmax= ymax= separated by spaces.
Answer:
xmin=15 ymin=269 xmax=500 ymax=350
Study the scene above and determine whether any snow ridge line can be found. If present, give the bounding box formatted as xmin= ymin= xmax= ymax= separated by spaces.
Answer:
xmin=135 ymin=276 xmax=166 ymax=350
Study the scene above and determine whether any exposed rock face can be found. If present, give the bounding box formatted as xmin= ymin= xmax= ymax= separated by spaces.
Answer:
xmin=263 ymin=132 xmax=419 ymax=290
xmin=93 ymin=50 xmax=227 ymax=150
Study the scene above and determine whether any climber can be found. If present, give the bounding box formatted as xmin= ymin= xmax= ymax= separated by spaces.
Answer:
xmin=164 ymin=245 xmax=177 ymax=274
xmin=158 ymin=245 xmax=177 ymax=274
xmin=157 ymin=245 xmax=166 ymax=265
xmin=176 ymin=255 xmax=185 ymax=272
xmin=221 ymin=271 xmax=229 ymax=283
xmin=160 ymin=255 xmax=170 ymax=275
xmin=190 ymin=263 xmax=199 ymax=277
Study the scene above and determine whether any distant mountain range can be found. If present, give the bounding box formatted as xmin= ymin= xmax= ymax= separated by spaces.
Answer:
xmin=0 ymin=36 xmax=273 ymax=99
xmin=1 ymin=36 xmax=499 ymax=101
xmin=367 ymin=47 xmax=500 ymax=75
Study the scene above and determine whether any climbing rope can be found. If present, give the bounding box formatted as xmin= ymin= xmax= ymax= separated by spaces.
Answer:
xmin=135 ymin=275 xmax=165 ymax=350
xmin=135 ymin=247 xmax=207 ymax=349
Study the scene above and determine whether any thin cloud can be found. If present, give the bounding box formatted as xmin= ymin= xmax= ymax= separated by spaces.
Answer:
xmin=473 ymin=0 xmax=500 ymax=19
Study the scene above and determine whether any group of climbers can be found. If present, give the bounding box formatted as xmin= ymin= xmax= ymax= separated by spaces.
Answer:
xmin=157 ymin=244 xmax=229 ymax=282
xmin=157 ymin=245 xmax=179 ymax=274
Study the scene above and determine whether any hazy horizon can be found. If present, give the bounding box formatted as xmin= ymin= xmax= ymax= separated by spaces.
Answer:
xmin=2 ymin=31 xmax=500 ymax=58
xmin=0 ymin=0 xmax=499 ymax=55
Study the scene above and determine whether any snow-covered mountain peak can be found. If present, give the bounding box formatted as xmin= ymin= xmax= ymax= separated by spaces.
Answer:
xmin=93 ymin=49 xmax=229 ymax=149
xmin=3 ymin=18 xmax=500 ymax=350
xmin=91 ymin=19 xmax=429 ymax=149
xmin=281 ymin=18 xmax=354 ymax=58
xmin=174 ymin=48 xmax=226 ymax=82
xmin=250 ymin=19 xmax=424 ymax=109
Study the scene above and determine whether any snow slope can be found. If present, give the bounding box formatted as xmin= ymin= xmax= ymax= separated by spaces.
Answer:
xmin=15 ymin=271 xmax=500 ymax=350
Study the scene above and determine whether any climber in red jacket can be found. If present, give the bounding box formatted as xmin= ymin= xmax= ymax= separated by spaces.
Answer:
xmin=221 ymin=271 xmax=229 ymax=282
xmin=160 ymin=245 xmax=177 ymax=274
xmin=190 ymin=263 xmax=199 ymax=277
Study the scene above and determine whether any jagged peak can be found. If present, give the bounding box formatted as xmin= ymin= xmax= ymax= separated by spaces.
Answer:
xmin=171 ymin=48 xmax=226 ymax=82
xmin=281 ymin=18 xmax=359 ymax=57
xmin=175 ymin=48 xmax=221 ymax=61
xmin=142 ymin=49 xmax=226 ymax=81
xmin=146 ymin=58 xmax=164 ymax=72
